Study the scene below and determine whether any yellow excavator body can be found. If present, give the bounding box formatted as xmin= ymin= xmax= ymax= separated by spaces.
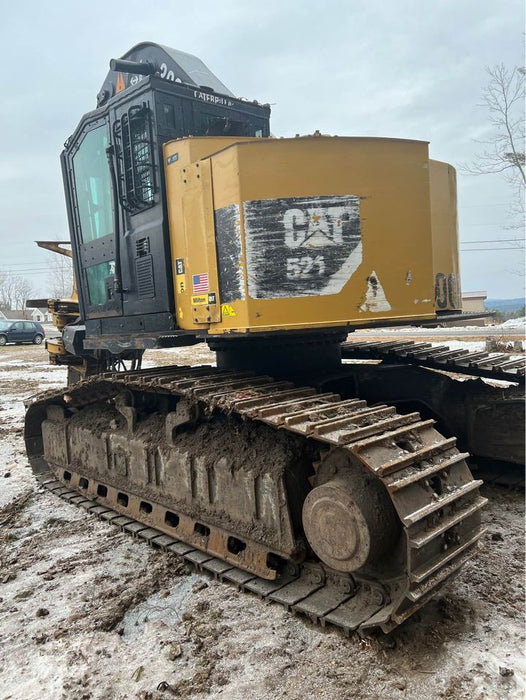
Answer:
xmin=429 ymin=160 xmax=461 ymax=312
xmin=26 ymin=43 xmax=517 ymax=637
xmin=165 ymin=136 xmax=439 ymax=333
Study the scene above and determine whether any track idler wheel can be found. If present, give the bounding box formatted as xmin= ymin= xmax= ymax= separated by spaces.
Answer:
xmin=302 ymin=450 xmax=400 ymax=573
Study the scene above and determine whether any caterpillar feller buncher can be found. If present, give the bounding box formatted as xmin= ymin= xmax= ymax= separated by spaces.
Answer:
xmin=25 ymin=43 xmax=524 ymax=635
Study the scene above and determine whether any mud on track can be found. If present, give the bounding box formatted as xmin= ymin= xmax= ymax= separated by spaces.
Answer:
xmin=0 ymin=344 xmax=524 ymax=699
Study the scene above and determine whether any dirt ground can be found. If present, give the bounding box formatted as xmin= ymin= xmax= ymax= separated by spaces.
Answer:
xmin=0 ymin=343 xmax=524 ymax=700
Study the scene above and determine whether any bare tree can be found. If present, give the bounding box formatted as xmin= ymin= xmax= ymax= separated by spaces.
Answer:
xmin=13 ymin=276 xmax=36 ymax=313
xmin=0 ymin=272 xmax=7 ymax=311
xmin=47 ymin=252 xmax=74 ymax=298
xmin=0 ymin=272 xmax=16 ymax=311
xmin=0 ymin=272 xmax=35 ymax=314
xmin=464 ymin=64 xmax=525 ymax=227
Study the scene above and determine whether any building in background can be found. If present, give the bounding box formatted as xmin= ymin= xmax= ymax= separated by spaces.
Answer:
xmin=462 ymin=291 xmax=487 ymax=314
xmin=0 ymin=308 xmax=51 ymax=322
xmin=458 ymin=291 xmax=489 ymax=326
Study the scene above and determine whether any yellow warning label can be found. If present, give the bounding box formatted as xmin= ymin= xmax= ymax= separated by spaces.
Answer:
xmin=192 ymin=295 xmax=208 ymax=306
xmin=176 ymin=274 xmax=186 ymax=294
xmin=221 ymin=304 xmax=237 ymax=317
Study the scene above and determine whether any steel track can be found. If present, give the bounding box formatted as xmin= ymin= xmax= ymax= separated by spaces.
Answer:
xmin=25 ymin=365 xmax=486 ymax=634
xmin=341 ymin=339 xmax=525 ymax=384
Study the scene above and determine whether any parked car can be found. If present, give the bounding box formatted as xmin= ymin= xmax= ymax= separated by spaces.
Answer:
xmin=0 ymin=320 xmax=46 ymax=346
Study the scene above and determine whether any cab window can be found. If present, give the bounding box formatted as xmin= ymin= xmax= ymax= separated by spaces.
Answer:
xmin=73 ymin=125 xmax=114 ymax=243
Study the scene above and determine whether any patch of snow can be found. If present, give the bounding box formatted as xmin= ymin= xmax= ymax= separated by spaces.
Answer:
xmin=498 ymin=316 xmax=526 ymax=329
xmin=431 ymin=340 xmax=485 ymax=352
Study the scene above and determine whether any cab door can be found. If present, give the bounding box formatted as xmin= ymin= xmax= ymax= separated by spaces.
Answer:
xmin=69 ymin=119 xmax=122 ymax=319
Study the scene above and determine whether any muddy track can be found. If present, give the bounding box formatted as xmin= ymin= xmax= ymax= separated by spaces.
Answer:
xmin=25 ymin=364 xmax=486 ymax=635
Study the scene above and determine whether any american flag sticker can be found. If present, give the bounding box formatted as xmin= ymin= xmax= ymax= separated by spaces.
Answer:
xmin=192 ymin=273 xmax=209 ymax=293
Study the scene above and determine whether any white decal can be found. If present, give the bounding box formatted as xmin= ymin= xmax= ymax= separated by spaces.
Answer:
xmin=359 ymin=271 xmax=392 ymax=313
xmin=159 ymin=63 xmax=182 ymax=84
xmin=286 ymin=255 xmax=325 ymax=279
xmin=283 ymin=207 xmax=346 ymax=249
xmin=243 ymin=195 xmax=362 ymax=299
xmin=193 ymin=90 xmax=234 ymax=107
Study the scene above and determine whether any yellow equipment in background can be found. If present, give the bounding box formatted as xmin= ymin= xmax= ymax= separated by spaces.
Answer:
xmin=27 ymin=241 xmax=79 ymax=364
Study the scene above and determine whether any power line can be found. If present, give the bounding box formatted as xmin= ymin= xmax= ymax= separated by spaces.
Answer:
xmin=0 ymin=269 xmax=53 ymax=274
xmin=460 ymin=247 xmax=525 ymax=251
xmin=461 ymin=203 xmax=510 ymax=208
xmin=462 ymin=222 xmax=522 ymax=227
xmin=0 ymin=263 xmax=55 ymax=268
xmin=461 ymin=239 xmax=524 ymax=244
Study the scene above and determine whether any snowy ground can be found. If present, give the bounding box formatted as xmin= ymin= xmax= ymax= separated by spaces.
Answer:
xmin=0 ymin=342 xmax=524 ymax=700
xmin=499 ymin=317 xmax=526 ymax=329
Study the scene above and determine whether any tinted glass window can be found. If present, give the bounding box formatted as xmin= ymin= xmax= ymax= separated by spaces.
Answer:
xmin=163 ymin=103 xmax=176 ymax=128
xmin=196 ymin=113 xmax=251 ymax=137
xmin=73 ymin=125 xmax=114 ymax=243
xmin=86 ymin=261 xmax=114 ymax=306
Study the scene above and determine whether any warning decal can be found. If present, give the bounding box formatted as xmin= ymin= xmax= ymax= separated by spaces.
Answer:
xmin=359 ymin=271 xmax=392 ymax=313
xmin=221 ymin=304 xmax=237 ymax=317
xmin=115 ymin=72 xmax=126 ymax=93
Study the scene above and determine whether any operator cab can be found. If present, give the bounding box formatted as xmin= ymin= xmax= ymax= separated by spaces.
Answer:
xmin=61 ymin=43 xmax=270 ymax=351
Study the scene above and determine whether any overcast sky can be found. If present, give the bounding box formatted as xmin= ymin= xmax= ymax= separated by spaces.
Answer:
xmin=1 ymin=0 xmax=524 ymax=300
